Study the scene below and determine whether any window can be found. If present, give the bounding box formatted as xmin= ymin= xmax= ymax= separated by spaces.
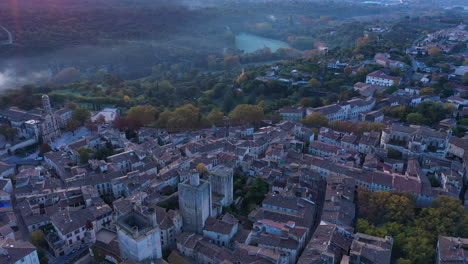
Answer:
xmin=67 ymin=233 xmax=72 ymax=238
xmin=69 ymin=239 xmax=73 ymax=245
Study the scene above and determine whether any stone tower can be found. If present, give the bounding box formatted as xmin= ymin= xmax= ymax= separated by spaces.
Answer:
xmin=209 ymin=165 xmax=234 ymax=207
xmin=115 ymin=207 xmax=162 ymax=262
xmin=178 ymin=171 xmax=212 ymax=234
xmin=40 ymin=94 xmax=61 ymax=143
xmin=42 ymin=94 xmax=52 ymax=115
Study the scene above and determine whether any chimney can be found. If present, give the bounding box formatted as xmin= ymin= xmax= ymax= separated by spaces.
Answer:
xmin=146 ymin=207 xmax=158 ymax=228
xmin=190 ymin=170 xmax=200 ymax=187
xmin=132 ymin=226 xmax=139 ymax=239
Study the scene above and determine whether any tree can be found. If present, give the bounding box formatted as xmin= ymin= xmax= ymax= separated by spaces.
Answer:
xmin=245 ymin=178 xmax=269 ymax=205
xmin=428 ymin=46 xmax=441 ymax=56
xmin=154 ymin=111 xmax=173 ymax=129
xmin=65 ymin=119 xmax=80 ymax=135
xmin=77 ymin=148 xmax=94 ymax=164
xmin=37 ymin=248 xmax=49 ymax=264
xmin=52 ymin=67 xmax=82 ymax=84
xmin=419 ymin=87 xmax=434 ymax=96
xmin=356 ymin=122 xmax=385 ymax=133
xmin=229 ymin=104 xmax=265 ymax=125
xmin=0 ymin=124 xmax=17 ymax=141
xmin=30 ymin=230 xmax=47 ymax=248
xmin=224 ymin=55 xmax=241 ymax=71
xmin=127 ymin=105 xmax=158 ymax=126
xmin=357 ymin=67 xmax=368 ymax=76
xmin=94 ymin=114 xmax=106 ymax=124
xmin=72 ymin=107 xmax=91 ymax=124
xmin=65 ymin=101 xmax=78 ymax=110
xmin=207 ymin=108 xmax=225 ymax=127
xmin=406 ymin=113 xmax=427 ymax=125
xmin=196 ymin=163 xmax=208 ymax=176
xmin=309 ymin=78 xmax=320 ymax=89
xmin=167 ymin=104 xmax=205 ymax=131
xmin=300 ymin=98 xmax=313 ymax=107
xmin=463 ymin=72 xmax=468 ymax=85
xmin=444 ymin=103 xmax=456 ymax=113
xmin=113 ymin=117 xmax=142 ymax=131
xmin=301 ymin=112 xmax=328 ymax=127
xmin=385 ymin=194 xmax=415 ymax=223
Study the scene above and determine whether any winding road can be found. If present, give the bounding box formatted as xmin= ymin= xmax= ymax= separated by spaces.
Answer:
xmin=0 ymin=25 xmax=13 ymax=44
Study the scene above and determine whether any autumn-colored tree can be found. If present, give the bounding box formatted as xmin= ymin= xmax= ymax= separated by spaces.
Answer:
xmin=113 ymin=116 xmax=142 ymax=131
xmin=167 ymin=104 xmax=205 ymax=131
xmin=207 ymin=108 xmax=225 ymax=127
xmin=444 ymin=103 xmax=456 ymax=112
xmin=344 ymin=66 xmax=353 ymax=75
xmin=196 ymin=163 xmax=208 ymax=176
xmin=356 ymin=122 xmax=385 ymax=133
xmin=300 ymin=98 xmax=313 ymax=107
xmin=308 ymin=78 xmax=320 ymax=89
xmin=224 ymin=55 xmax=241 ymax=71
xmin=39 ymin=143 xmax=52 ymax=155
xmin=356 ymin=36 xmax=370 ymax=46
xmin=330 ymin=121 xmax=356 ymax=133
xmin=301 ymin=112 xmax=328 ymax=127
xmin=229 ymin=104 xmax=265 ymax=125
xmin=127 ymin=105 xmax=159 ymax=126
xmin=154 ymin=110 xmax=173 ymax=129
xmin=385 ymin=194 xmax=415 ymax=223
xmin=357 ymin=67 xmax=368 ymax=76
xmin=428 ymin=46 xmax=441 ymax=56
xmin=94 ymin=114 xmax=106 ymax=124
xmin=419 ymin=87 xmax=434 ymax=96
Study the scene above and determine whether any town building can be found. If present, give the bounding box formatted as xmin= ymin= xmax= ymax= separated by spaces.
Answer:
xmin=178 ymin=171 xmax=212 ymax=234
xmin=115 ymin=207 xmax=163 ymax=262
xmin=366 ymin=70 xmax=401 ymax=87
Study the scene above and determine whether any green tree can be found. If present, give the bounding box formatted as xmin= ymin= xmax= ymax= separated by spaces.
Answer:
xmin=72 ymin=107 xmax=91 ymax=124
xmin=301 ymin=112 xmax=328 ymax=127
xmin=0 ymin=124 xmax=17 ymax=141
xmin=65 ymin=119 xmax=80 ymax=135
xmin=77 ymin=148 xmax=94 ymax=164
xmin=37 ymin=248 xmax=49 ymax=264
xmin=207 ymin=108 xmax=225 ymax=127
xmin=406 ymin=113 xmax=427 ymax=125
xmin=245 ymin=178 xmax=269 ymax=205
xmin=30 ymin=230 xmax=47 ymax=248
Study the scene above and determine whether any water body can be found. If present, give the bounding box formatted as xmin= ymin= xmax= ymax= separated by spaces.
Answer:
xmin=235 ymin=33 xmax=291 ymax=53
